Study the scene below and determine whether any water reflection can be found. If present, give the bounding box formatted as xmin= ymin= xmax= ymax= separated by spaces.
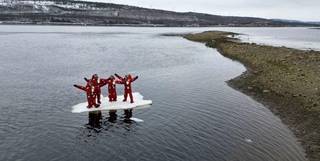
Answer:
xmin=87 ymin=111 xmax=102 ymax=129
xmin=107 ymin=109 xmax=133 ymax=123
xmin=80 ymin=110 xmax=136 ymax=140
xmin=86 ymin=110 xmax=135 ymax=130
xmin=108 ymin=110 xmax=117 ymax=123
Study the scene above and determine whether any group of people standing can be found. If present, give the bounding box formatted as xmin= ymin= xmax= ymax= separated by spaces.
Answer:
xmin=73 ymin=73 xmax=138 ymax=109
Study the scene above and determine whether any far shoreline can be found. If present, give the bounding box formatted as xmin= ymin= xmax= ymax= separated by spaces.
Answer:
xmin=1 ymin=22 xmax=319 ymax=28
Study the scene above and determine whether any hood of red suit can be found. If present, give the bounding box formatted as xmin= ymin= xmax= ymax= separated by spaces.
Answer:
xmin=127 ymin=74 xmax=132 ymax=80
xmin=92 ymin=74 xmax=98 ymax=80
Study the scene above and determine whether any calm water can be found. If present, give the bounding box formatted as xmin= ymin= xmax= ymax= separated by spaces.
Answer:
xmin=226 ymin=27 xmax=320 ymax=51
xmin=0 ymin=25 xmax=311 ymax=161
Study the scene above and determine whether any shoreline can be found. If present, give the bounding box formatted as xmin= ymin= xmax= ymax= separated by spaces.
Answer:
xmin=1 ymin=22 xmax=319 ymax=28
xmin=179 ymin=31 xmax=320 ymax=161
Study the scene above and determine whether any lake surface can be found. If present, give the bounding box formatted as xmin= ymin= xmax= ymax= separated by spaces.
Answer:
xmin=224 ymin=27 xmax=320 ymax=51
xmin=0 ymin=25 xmax=310 ymax=161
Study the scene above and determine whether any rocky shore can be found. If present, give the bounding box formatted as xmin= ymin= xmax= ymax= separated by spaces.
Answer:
xmin=181 ymin=31 xmax=320 ymax=161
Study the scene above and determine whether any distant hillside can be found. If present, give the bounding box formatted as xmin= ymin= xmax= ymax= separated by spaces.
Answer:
xmin=0 ymin=0 xmax=318 ymax=27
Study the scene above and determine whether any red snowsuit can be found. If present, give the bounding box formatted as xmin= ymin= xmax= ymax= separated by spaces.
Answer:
xmin=115 ymin=74 xmax=138 ymax=103
xmin=73 ymin=82 xmax=99 ymax=108
xmin=85 ymin=75 xmax=105 ymax=104
xmin=101 ymin=77 xmax=117 ymax=102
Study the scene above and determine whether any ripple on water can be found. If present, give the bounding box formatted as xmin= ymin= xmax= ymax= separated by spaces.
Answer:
xmin=0 ymin=26 xmax=307 ymax=161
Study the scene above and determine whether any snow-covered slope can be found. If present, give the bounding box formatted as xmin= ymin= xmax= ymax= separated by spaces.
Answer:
xmin=0 ymin=0 xmax=108 ymax=12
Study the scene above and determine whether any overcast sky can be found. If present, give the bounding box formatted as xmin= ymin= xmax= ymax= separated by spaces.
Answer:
xmin=85 ymin=0 xmax=319 ymax=21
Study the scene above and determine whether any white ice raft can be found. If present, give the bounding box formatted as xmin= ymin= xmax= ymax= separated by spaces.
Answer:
xmin=72 ymin=92 xmax=152 ymax=113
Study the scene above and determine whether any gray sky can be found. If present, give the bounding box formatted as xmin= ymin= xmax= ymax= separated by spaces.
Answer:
xmin=85 ymin=0 xmax=320 ymax=21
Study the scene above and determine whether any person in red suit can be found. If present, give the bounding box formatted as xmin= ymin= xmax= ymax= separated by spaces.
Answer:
xmin=101 ymin=75 xmax=118 ymax=102
xmin=84 ymin=74 xmax=106 ymax=104
xmin=115 ymin=73 xmax=138 ymax=103
xmin=73 ymin=81 xmax=100 ymax=108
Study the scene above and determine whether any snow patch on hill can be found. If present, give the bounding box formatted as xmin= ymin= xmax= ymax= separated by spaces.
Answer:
xmin=0 ymin=0 xmax=103 ymax=11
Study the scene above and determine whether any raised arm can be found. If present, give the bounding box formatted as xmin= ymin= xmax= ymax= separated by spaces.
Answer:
xmin=115 ymin=79 xmax=124 ymax=84
xmin=73 ymin=84 xmax=86 ymax=91
xmin=100 ymin=78 xmax=110 ymax=83
xmin=114 ymin=73 xmax=124 ymax=80
xmin=132 ymin=76 xmax=138 ymax=82
xmin=98 ymin=79 xmax=107 ymax=87
xmin=84 ymin=77 xmax=90 ymax=82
